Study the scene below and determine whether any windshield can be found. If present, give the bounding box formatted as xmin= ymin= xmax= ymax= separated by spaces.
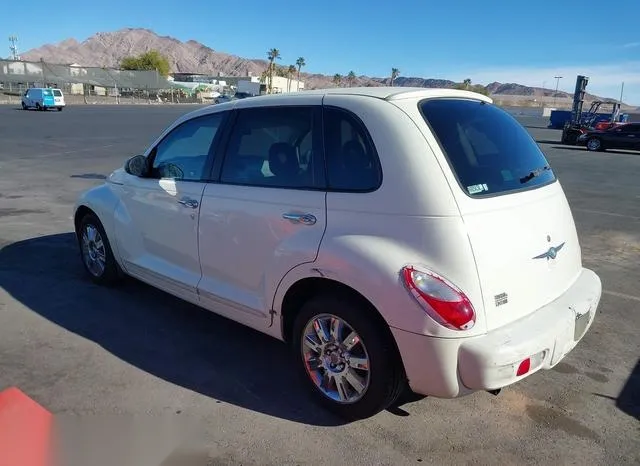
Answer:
xmin=419 ymin=98 xmax=556 ymax=197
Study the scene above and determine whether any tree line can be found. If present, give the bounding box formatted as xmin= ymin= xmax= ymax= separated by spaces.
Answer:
xmin=120 ymin=49 xmax=489 ymax=96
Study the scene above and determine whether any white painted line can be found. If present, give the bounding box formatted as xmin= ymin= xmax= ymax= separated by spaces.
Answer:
xmin=603 ymin=290 xmax=640 ymax=302
xmin=573 ymin=208 xmax=640 ymax=221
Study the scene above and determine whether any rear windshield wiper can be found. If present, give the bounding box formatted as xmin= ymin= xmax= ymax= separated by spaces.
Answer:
xmin=520 ymin=165 xmax=550 ymax=184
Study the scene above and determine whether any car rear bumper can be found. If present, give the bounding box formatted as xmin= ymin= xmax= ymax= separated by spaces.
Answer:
xmin=391 ymin=267 xmax=602 ymax=397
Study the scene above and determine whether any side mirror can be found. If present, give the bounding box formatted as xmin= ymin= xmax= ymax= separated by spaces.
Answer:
xmin=124 ymin=155 xmax=149 ymax=177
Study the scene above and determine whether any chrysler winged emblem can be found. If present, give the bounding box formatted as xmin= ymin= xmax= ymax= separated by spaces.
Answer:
xmin=533 ymin=242 xmax=565 ymax=260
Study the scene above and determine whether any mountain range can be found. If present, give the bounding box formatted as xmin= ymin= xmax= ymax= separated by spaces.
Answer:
xmin=20 ymin=28 xmax=614 ymax=102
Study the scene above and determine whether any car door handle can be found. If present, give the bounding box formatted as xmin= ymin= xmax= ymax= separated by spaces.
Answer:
xmin=177 ymin=198 xmax=199 ymax=208
xmin=282 ymin=212 xmax=317 ymax=225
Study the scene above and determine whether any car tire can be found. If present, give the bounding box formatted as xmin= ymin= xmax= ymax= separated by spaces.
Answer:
xmin=77 ymin=213 xmax=121 ymax=286
xmin=586 ymin=137 xmax=603 ymax=152
xmin=21 ymin=102 xmax=27 ymax=110
xmin=291 ymin=292 xmax=405 ymax=420
xmin=36 ymin=103 xmax=42 ymax=111
xmin=57 ymin=107 xmax=63 ymax=112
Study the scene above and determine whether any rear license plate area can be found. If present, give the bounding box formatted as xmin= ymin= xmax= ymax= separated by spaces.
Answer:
xmin=574 ymin=310 xmax=591 ymax=341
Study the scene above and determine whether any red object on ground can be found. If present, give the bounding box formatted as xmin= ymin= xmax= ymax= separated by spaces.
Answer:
xmin=0 ymin=387 xmax=52 ymax=466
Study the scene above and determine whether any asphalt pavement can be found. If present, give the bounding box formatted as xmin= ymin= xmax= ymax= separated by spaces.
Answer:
xmin=0 ymin=104 xmax=638 ymax=465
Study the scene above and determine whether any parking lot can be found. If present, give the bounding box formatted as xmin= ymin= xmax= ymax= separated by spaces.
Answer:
xmin=0 ymin=104 xmax=638 ymax=465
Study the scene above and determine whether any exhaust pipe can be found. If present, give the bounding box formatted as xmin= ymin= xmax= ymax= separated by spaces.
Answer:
xmin=487 ymin=389 xmax=501 ymax=396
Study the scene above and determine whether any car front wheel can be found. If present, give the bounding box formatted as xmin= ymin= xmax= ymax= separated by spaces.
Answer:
xmin=586 ymin=137 xmax=603 ymax=151
xmin=292 ymin=293 xmax=405 ymax=420
xmin=77 ymin=213 xmax=121 ymax=285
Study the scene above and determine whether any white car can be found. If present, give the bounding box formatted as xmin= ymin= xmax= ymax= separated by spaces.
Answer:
xmin=74 ymin=88 xmax=602 ymax=420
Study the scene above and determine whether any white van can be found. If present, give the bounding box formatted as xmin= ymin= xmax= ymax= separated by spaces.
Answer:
xmin=73 ymin=87 xmax=602 ymax=420
xmin=21 ymin=87 xmax=65 ymax=111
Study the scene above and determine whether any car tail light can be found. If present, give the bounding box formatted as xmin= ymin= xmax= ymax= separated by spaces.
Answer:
xmin=401 ymin=266 xmax=476 ymax=330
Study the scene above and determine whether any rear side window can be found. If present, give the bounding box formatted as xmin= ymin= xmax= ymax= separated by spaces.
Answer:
xmin=43 ymin=89 xmax=53 ymax=96
xmin=323 ymin=107 xmax=381 ymax=192
xmin=220 ymin=106 xmax=323 ymax=189
xmin=420 ymin=98 xmax=556 ymax=197
xmin=53 ymin=90 xmax=62 ymax=97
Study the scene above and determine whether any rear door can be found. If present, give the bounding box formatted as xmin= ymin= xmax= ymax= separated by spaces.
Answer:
xmin=197 ymin=97 xmax=326 ymax=320
xmin=52 ymin=89 xmax=64 ymax=106
xmin=418 ymin=98 xmax=583 ymax=330
xmin=616 ymin=124 xmax=640 ymax=150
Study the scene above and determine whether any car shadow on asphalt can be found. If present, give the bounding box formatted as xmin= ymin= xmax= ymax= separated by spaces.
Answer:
xmin=617 ymin=359 xmax=640 ymax=421
xmin=549 ymin=146 xmax=640 ymax=156
xmin=596 ymin=359 xmax=640 ymax=421
xmin=0 ymin=233 xmax=369 ymax=426
xmin=536 ymin=139 xmax=563 ymax=145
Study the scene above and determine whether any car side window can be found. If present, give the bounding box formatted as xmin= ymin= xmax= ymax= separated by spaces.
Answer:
xmin=220 ymin=106 xmax=321 ymax=189
xmin=323 ymin=107 xmax=381 ymax=192
xmin=150 ymin=113 xmax=223 ymax=181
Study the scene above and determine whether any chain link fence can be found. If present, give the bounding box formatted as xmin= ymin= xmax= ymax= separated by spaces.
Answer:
xmin=0 ymin=59 xmax=208 ymax=105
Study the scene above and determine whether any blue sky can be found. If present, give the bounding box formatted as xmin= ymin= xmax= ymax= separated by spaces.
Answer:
xmin=3 ymin=0 xmax=640 ymax=104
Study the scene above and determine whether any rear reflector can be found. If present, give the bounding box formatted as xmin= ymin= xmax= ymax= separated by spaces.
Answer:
xmin=516 ymin=358 xmax=531 ymax=376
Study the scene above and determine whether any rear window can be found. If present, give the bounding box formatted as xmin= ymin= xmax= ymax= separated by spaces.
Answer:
xmin=53 ymin=90 xmax=62 ymax=97
xmin=43 ymin=89 xmax=53 ymax=96
xmin=419 ymin=98 xmax=556 ymax=197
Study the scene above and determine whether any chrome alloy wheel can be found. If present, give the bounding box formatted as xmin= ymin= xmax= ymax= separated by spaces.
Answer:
xmin=81 ymin=224 xmax=106 ymax=277
xmin=301 ymin=314 xmax=371 ymax=404
xmin=587 ymin=138 xmax=601 ymax=151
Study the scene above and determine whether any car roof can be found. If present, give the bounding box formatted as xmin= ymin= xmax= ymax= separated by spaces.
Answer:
xmin=183 ymin=87 xmax=492 ymax=122
xmin=239 ymin=86 xmax=492 ymax=102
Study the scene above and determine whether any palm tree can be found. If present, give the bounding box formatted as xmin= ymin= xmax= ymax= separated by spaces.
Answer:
xmin=463 ymin=78 xmax=472 ymax=90
xmin=295 ymin=57 xmax=306 ymax=91
xmin=285 ymin=64 xmax=295 ymax=92
xmin=347 ymin=71 xmax=356 ymax=87
xmin=333 ymin=73 xmax=342 ymax=87
xmin=390 ymin=68 xmax=400 ymax=87
xmin=267 ymin=48 xmax=281 ymax=94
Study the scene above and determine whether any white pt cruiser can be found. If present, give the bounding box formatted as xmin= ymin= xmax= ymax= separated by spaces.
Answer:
xmin=74 ymin=88 xmax=602 ymax=420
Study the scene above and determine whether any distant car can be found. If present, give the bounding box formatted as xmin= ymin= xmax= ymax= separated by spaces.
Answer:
xmin=576 ymin=123 xmax=640 ymax=151
xmin=74 ymin=88 xmax=601 ymax=420
xmin=233 ymin=91 xmax=253 ymax=99
xmin=214 ymin=95 xmax=233 ymax=104
xmin=21 ymin=87 xmax=65 ymax=111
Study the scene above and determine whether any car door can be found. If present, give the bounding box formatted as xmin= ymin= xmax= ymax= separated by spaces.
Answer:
xmin=114 ymin=111 xmax=227 ymax=302
xmin=623 ymin=124 xmax=640 ymax=150
xmin=607 ymin=124 xmax=639 ymax=150
xmin=197 ymin=98 xmax=326 ymax=326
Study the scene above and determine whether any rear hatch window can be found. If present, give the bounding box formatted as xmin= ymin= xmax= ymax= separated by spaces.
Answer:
xmin=419 ymin=98 xmax=556 ymax=197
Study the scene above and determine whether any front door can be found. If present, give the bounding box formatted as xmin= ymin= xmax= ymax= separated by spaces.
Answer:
xmin=197 ymin=99 xmax=326 ymax=325
xmin=114 ymin=112 xmax=226 ymax=301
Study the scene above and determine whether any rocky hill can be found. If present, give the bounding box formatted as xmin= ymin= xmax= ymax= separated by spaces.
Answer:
xmin=20 ymin=28 xmax=616 ymax=101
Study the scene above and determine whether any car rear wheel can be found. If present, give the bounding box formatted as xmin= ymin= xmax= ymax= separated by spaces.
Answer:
xmin=57 ymin=107 xmax=63 ymax=112
xmin=586 ymin=137 xmax=603 ymax=151
xmin=35 ymin=103 xmax=42 ymax=111
xmin=292 ymin=293 xmax=405 ymax=420
xmin=77 ymin=213 xmax=121 ymax=286
xmin=21 ymin=102 xmax=27 ymax=110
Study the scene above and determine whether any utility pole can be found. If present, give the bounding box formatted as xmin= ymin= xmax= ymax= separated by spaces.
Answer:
xmin=619 ymin=82 xmax=625 ymax=106
xmin=8 ymin=35 xmax=19 ymax=60
xmin=553 ymin=76 xmax=563 ymax=107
